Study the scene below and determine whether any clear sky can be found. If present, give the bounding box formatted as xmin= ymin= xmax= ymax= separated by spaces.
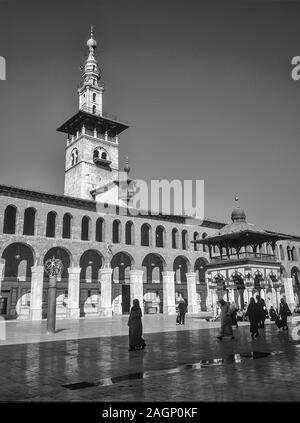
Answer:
xmin=0 ymin=0 xmax=300 ymax=234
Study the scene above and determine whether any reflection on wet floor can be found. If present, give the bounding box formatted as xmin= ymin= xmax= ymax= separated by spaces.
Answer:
xmin=62 ymin=350 xmax=280 ymax=390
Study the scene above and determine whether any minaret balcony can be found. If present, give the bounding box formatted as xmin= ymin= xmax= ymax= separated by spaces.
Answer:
xmin=93 ymin=157 xmax=112 ymax=167
xmin=210 ymin=251 xmax=277 ymax=264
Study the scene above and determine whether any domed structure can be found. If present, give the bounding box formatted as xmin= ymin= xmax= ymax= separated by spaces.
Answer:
xmin=87 ymin=26 xmax=97 ymax=49
xmin=231 ymin=196 xmax=246 ymax=223
xmin=231 ymin=207 xmax=246 ymax=223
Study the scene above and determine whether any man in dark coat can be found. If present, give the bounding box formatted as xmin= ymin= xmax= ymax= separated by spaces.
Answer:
xmin=178 ymin=299 xmax=187 ymax=325
xmin=256 ymin=294 xmax=266 ymax=329
xmin=128 ymin=299 xmax=146 ymax=351
xmin=279 ymin=298 xmax=292 ymax=330
xmin=245 ymin=297 xmax=260 ymax=338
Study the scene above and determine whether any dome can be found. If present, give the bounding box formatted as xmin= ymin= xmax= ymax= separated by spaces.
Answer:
xmin=231 ymin=207 xmax=246 ymax=223
xmin=87 ymin=37 xmax=97 ymax=48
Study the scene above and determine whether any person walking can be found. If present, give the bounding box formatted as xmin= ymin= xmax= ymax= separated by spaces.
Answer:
xmin=128 ymin=299 xmax=146 ymax=351
xmin=230 ymin=302 xmax=239 ymax=329
xmin=256 ymin=294 xmax=267 ymax=329
xmin=178 ymin=298 xmax=187 ymax=325
xmin=269 ymin=306 xmax=277 ymax=321
xmin=217 ymin=299 xmax=235 ymax=340
xmin=278 ymin=298 xmax=292 ymax=331
xmin=245 ymin=297 xmax=260 ymax=338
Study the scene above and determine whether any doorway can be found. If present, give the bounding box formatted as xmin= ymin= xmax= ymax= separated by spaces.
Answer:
xmin=0 ymin=296 xmax=8 ymax=315
xmin=122 ymin=285 xmax=130 ymax=314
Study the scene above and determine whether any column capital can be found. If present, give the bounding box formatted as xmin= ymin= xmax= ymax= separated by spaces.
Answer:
xmin=162 ymin=271 xmax=175 ymax=277
xmin=186 ymin=272 xmax=196 ymax=278
xmin=30 ymin=265 xmax=44 ymax=274
xmin=100 ymin=267 xmax=113 ymax=276
xmin=68 ymin=267 xmax=82 ymax=276
xmin=129 ymin=269 xmax=144 ymax=277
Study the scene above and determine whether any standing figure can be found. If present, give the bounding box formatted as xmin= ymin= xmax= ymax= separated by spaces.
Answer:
xmin=230 ymin=302 xmax=239 ymax=329
xmin=245 ymin=297 xmax=260 ymax=338
xmin=128 ymin=299 xmax=146 ymax=351
xmin=217 ymin=299 xmax=235 ymax=340
xmin=278 ymin=298 xmax=292 ymax=331
xmin=178 ymin=299 xmax=187 ymax=325
xmin=269 ymin=306 xmax=277 ymax=321
xmin=256 ymin=294 xmax=266 ymax=329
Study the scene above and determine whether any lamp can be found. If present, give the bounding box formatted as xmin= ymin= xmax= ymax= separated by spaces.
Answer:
xmin=15 ymin=244 xmax=21 ymax=261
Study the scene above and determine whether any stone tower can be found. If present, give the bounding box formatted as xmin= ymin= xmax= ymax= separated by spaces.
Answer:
xmin=57 ymin=27 xmax=129 ymax=200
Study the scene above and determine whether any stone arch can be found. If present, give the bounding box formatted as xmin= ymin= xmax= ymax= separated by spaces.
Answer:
xmin=172 ymin=228 xmax=179 ymax=249
xmin=43 ymin=247 xmax=72 ymax=281
xmin=81 ymin=215 xmax=91 ymax=241
xmin=1 ymin=242 xmax=35 ymax=281
xmin=193 ymin=232 xmax=199 ymax=251
xmin=280 ymin=265 xmax=288 ymax=278
xmin=173 ymin=255 xmax=191 ymax=283
xmin=279 ymin=244 xmax=285 ymax=260
xmin=62 ymin=213 xmax=72 ymax=239
xmin=46 ymin=211 xmax=57 ymax=238
xmin=142 ymin=253 xmax=167 ymax=284
xmin=112 ymin=219 xmax=121 ymax=244
xmin=194 ymin=257 xmax=209 ymax=284
xmin=95 ymin=217 xmax=105 ymax=242
xmin=291 ymin=266 xmax=300 ymax=289
xmin=3 ymin=205 xmax=17 ymax=234
xmin=111 ymin=251 xmax=134 ymax=283
xmin=181 ymin=230 xmax=188 ymax=250
xmin=79 ymin=249 xmax=104 ymax=283
xmin=202 ymin=232 xmax=208 ymax=252
xmin=155 ymin=225 xmax=165 ymax=248
xmin=23 ymin=207 xmax=36 ymax=236
xmin=125 ymin=220 xmax=134 ymax=245
xmin=141 ymin=223 xmax=151 ymax=247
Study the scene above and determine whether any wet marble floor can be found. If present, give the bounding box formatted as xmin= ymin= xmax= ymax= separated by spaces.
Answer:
xmin=0 ymin=315 xmax=299 ymax=402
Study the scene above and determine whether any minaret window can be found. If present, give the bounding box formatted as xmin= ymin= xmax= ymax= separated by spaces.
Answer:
xmin=71 ymin=148 xmax=78 ymax=166
xmin=93 ymin=147 xmax=111 ymax=166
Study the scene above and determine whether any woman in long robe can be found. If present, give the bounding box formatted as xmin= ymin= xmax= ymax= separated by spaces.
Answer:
xmin=128 ymin=299 xmax=146 ymax=351
xmin=217 ymin=299 xmax=234 ymax=340
xmin=245 ymin=297 xmax=260 ymax=338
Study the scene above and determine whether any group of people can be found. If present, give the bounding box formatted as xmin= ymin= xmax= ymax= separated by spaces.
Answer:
xmin=127 ymin=295 xmax=293 ymax=351
xmin=217 ymin=295 xmax=292 ymax=340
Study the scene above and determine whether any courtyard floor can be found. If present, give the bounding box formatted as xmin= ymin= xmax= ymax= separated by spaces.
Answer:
xmin=0 ymin=314 xmax=299 ymax=402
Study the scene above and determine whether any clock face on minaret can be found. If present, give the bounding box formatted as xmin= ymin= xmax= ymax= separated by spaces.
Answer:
xmin=57 ymin=27 xmax=129 ymax=201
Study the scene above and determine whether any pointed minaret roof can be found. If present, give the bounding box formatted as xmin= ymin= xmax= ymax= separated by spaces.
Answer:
xmin=124 ymin=156 xmax=130 ymax=174
xmin=82 ymin=25 xmax=101 ymax=85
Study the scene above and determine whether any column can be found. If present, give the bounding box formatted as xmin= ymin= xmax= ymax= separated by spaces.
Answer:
xmin=162 ymin=271 xmax=176 ymax=315
xmin=30 ymin=265 xmax=44 ymax=320
xmin=100 ymin=267 xmax=113 ymax=317
xmin=67 ymin=267 xmax=81 ymax=319
xmin=0 ymin=261 xmax=5 ymax=296
xmin=129 ymin=270 xmax=144 ymax=313
xmin=211 ymin=289 xmax=218 ymax=317
xmin=283 ymin=277 xmax=295 ymax=312
xmin=186 ymin=272 xmax=198 ymax=314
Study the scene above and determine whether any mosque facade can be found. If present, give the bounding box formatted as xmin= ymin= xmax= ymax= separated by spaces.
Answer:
xmin=0 ymin=29 xmax=299 ymax=320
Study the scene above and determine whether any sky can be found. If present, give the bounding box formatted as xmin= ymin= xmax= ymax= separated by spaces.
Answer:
xmin=0 ymin=0 xmax=300 ymax=234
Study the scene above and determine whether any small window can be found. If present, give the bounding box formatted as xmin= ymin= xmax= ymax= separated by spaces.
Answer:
xmin=93 ymin=93 xmax=96 ymax=102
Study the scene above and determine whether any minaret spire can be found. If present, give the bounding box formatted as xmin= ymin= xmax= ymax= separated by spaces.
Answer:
xmin=78 ymin=26 xmax=103 ymax=114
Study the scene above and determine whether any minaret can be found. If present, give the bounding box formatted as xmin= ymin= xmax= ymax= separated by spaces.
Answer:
xmin=78 ymin=26 xmax=104 ymax=115
xmin=57 ymin=27 xmax=129 ymax=200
